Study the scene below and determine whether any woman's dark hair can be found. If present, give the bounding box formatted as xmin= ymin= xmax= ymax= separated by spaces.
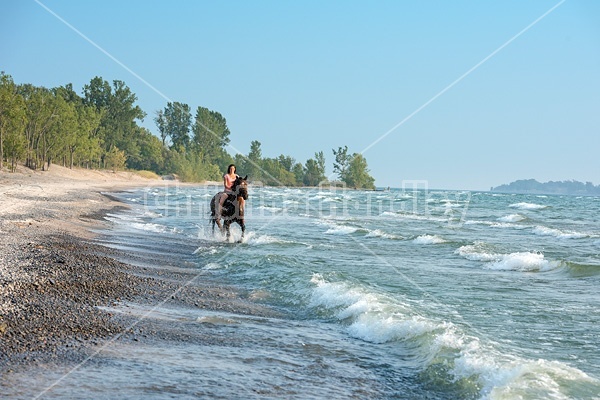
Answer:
xmin=227 ymin=164 xmax=236 ymax=174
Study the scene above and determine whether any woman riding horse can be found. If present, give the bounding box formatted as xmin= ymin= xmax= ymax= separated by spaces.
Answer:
xmin=210 ymin=175 xmax=248 ymax=241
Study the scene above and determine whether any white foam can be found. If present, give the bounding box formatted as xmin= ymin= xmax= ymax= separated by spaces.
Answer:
xmin=457 ymin=244 xmax=561 ymax=272
xmin=413 ymin=235 xmax=447 ymax=245
xmin=449 ymin=340 xmax=598 ymax=399
xmin=532 ymin=226 xmax=588 ymax=239
xmin=309 ymin=274 xmax=438 ymax=344
xmin=365 ymin=229 xmax=401 ymax=240
xmin=490 ymin=222 xmax=527 ymax=230
xmin=509 ymin=202 xmax=547 ymax=210
xmin=464 ymin=220 xmax=492 ymax=226
xmin=497 ymin=214 xmax=525 ymax=223
xmin=256 ymin=205 xmax=284 ymax=213
xmin=193 ymin=247 xmax=218 ymax=255
xmin=309 ymin=274 xmax=598 ymax=398
xmin=242 ymin=232 xmax=290 ymax=245
xmin=455 ymin=243 xmax=499 ymax=262
xmin=129 ymin=222 xmax=171 ymax=233
xmin=380 ymin=211 xmax=448 ymax=223
xmin=203 ymin=262 xmax=223 ymax=270
xmin=487 ymin=252 xmax=561 ymax=272
xmin=324 ymin=225 xmax=357 ymax=235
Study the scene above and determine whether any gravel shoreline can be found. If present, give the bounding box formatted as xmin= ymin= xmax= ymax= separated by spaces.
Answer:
xmin=0 ymin=168 xmax=276 ymax=389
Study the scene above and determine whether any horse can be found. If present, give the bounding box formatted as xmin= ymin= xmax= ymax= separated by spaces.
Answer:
xmin=210 ymin=175 xmax=249 ymax=241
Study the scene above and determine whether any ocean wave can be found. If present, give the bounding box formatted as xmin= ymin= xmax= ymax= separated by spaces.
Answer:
xmin=380 ymin=211 xmax=448 ymax=223
xmin=456 ymin=244 xmax=561 ymax=272
xmin=125 ymin=221 xmax=173 ymax=233
xmin=463 ymin=220 xmax=491 ymax=226
xmin=308 ymin=274 xmax=597 ymax=398
xmin=508 ymin=202 xmax=548 ymax=210
xmin=365 ymin=229 xmax=402 ymax=240
xmin=463 ymin=220 xmax=527 ymax=230
xmin=309 ymin=274 xmax=438 ymax=345
xmin=413 ymin=235 xmax=447 ymax=245
xmin=455 ymin=243 xmax=499 ymax=262
xmin=532 ymin=226 xmax=589 ymax=239
xmin=202 ymin=262 xmax=223 ymax=270
xmin=242 ymin=232 xmax=294 ymax=245
xmin=487 ymin=252 xmax=561 ymax=272
xmin=324 ymin=225 xmax=358 ymax=235
xmin=192 ymin=247 xmax=218 ymax=255
xmin=564 ymin=261 xmax=600 ymax=277
xmin=256 ymin=205 xmax=284 ymax=213
xmin=497 ymin=214 xmax=526 ymax=223
xmin=448 ymin=341 xmax=599 ymax=399
xmin=104 ymin=213 xmax=143 ymax=223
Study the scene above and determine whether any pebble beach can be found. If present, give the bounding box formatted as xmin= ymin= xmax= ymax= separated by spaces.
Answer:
xmin=0 ymin=166 xmax=272 ymax=397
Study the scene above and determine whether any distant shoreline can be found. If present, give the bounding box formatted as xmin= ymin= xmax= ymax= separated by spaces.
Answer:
xmin=491 ymin=178 xmax=600 ymax=196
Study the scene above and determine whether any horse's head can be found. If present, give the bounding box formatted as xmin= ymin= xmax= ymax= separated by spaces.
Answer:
xmin=233 ymin=175 xmax=249 ymax=200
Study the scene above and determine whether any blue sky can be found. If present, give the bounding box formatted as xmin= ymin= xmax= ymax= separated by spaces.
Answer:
xmin=2 ymin=0 xmax=599 ymax=190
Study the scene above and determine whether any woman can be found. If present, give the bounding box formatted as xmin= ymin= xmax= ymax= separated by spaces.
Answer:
xmin=218 ymin=164 xmax=239 ymax=213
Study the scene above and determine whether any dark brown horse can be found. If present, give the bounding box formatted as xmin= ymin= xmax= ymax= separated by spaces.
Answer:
xmin=210 ymin=175 xmax=248 ymax=241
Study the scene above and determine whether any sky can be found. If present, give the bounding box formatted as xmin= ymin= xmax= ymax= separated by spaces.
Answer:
xmin=1 ymin=0 xmax=599 ymax=190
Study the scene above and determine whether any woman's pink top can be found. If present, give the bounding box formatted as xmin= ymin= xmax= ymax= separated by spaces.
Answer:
xmin=224 ymin=173 xmax=237 ymax=192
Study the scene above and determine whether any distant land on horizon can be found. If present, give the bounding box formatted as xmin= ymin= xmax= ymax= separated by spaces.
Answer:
xmin=491 ymin=179 xmax=600 ymax=196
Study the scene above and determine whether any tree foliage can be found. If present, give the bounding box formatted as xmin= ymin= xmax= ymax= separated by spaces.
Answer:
xmin=0 ymin=72 xmax=27 ymax=171
xmin=332 ymin=146 xmax=375 ymax=189
xmin=157 ymin=101 xmax=191 ymax=150
xmin=303 ymin=151 xmax=327 ymax=186
xmin=192 ymin=106 xmax=230 ymax=166
xmin=0 ymin=72 xmax=378 ymax=188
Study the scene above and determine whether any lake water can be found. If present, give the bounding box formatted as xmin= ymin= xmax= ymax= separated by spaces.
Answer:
xmin=9 ymin=183 xmax=600 ymax=399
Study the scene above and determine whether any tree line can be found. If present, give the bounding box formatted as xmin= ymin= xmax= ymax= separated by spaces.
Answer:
xmin=492 ymin=179 xmax=600 ymax=195
xmin=0 ymin=72 xmax=375 ymax=189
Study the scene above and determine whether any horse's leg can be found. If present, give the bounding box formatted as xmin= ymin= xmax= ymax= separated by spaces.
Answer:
xmin=210 ymin=196 xmax=215 ymax=234
xmin=237 ymin=197 xmax=245 ymax=240
xmin=224 ymin=220 xmax=231 ymax=241
xmin=239 ymin=219 xmax=245 ymax=241
xmin=210 ymin=196 xmax=222 ymax=233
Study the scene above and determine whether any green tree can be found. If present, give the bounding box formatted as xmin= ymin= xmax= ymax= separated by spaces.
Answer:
xmin=0 ymin=72 xmax=27 ymax=171
xmin=83 ymin=77 xmax=145 ymax=163
xmin=192 ymin=106 xmax=230 ymax=164
xmin=346 ymin=153 xmax=375 ymax=189
xmin=292 ymin=162 xmax=304 ymax=184
xmin=261 ymin=157 xmax=297 ymax=186
xmin=277 ymin=154 xmax=295 ymax=172
xmin=127 ymin=127 xmax=164 ymax=172
xmin=234 ymin=152 xmax=249 ymax=178
xmin=19 ymin=85 xmax=61 ymax=170
xmin=332 ymin=145 xmax=350 ymax=182
xmin=105 ymin=146 xmax=127 ymax=172
xmin=246 ymin=140 xmax=263 ymax=182
xmin=72 ymin=104 xmax=102 ymax=169
xmin=303 ymin=152 xmax=326 ymax=186
xmin=160 ymin=102 xmax=191 ymax=150
xmin=154 ymin=109 xmax=167 ymax=146
xmin=46 ymin=92 xmax=77 ymax=170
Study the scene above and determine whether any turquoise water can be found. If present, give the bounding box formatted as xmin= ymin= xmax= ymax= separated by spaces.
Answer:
xmin=15 ymin=184 xmax=600 ymax=399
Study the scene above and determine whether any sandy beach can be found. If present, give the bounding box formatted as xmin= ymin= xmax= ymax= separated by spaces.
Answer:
xmin=0 ymin=165 xmax=269 ymax=384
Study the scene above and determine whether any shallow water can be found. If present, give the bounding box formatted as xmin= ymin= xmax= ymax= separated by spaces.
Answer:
xmin=8 ymin=185 xmax=600 ymax=399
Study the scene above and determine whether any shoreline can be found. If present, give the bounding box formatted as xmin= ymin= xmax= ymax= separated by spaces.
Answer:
xmin=0 ymin=165 xmax=275 ymax=381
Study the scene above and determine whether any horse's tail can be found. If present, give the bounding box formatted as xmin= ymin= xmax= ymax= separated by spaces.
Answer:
xmin=210 ymin=194 xmax=216 ymax=217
